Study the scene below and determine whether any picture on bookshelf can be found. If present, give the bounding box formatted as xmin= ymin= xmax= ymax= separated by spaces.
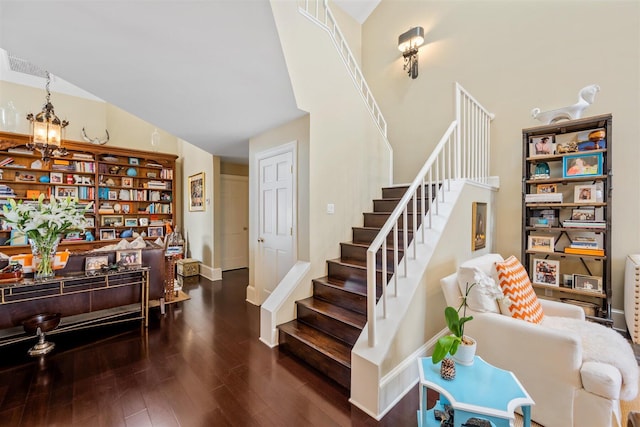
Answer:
xmin=573 ymin=274 xmax=603 ymax=293
xmin=574 ymin=184 xmax=597 ymax=204
xmin=121 ymin=177 xmax=133 ymax=187
xmin=138 ymin=217 xmax=149 ymax=226
xmin=532 ymin=258 xmax=560 ymax=286
xmin=529 ymin=134 xmax=555 ymax=157
xmin=124 ymin=218 xmax=138 ymax=227
xmin=571 ymin=208 xmax=595 ymax=221
xmin=528 ymin=235 xmax=554 ymax=252
xmin=101 ymin=215 xmax=123 ymax=227
xmin=147 ymin=226 xmax=164 ymax=238
xmin=562 ymin=152 xmax=602 ymax=178
xmin=85 ymin=217 xmax=95 ymax=227
xmin=577 ymin=128 xmax=606 ymax=151
xmin=128 ymin=157 xmax=139 ymax=165
xmin=471 ymin=202 xmax=486 ymax=251
xmin=15 ymin=172 xmax=36 ymax=182
xmin=55 ymin=186 xmax=78 ymax=199
xmin=50 ymin=172 xmax=63 ymax=184
xmin=108 ymin=191 xmax=118 ymax=200
xmin=536 ymin=183 xmax=557 ymax=194
xmin=100 ymin=229 xmax=116 ymax=240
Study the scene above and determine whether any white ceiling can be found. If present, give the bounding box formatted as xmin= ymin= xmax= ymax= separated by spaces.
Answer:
xmin=0 ymin=0 xmax=379 ymax=163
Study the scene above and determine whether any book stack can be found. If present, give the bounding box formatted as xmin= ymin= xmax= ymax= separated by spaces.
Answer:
xmin=146 ymin=180 xmax=169 ymax=190
xmin=0 ymin=185 xmax=15 ymax=198
xmin=525 ymin=193 xmax=563 ymax=203
xmin=72 ymin=153 xmax=94 ymax=161
xmin=565 ymin=237 xmax=604 ymax=256
xmin=7 ymin=148 xmax=33 ymax=155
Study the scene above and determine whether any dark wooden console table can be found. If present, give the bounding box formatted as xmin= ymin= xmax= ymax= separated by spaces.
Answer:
xmin=0 ymin=268 xmax=149 ymax=347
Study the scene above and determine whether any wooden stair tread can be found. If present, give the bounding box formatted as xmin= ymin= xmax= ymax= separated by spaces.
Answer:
xmin=298 ymin=297 xmax=366 ymax=329
xmin=314 ymin=276 xmax=367 ymax=296
xmin=279 ymin=320 xmax=352 ymax=367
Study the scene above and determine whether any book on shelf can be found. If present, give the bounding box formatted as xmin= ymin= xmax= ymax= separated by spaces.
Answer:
xmin=562 ymin=220 xmax=606 ymax=229
xmin=72 ymin=153 xmax=94 ymax=160
xmin=7 ymin=148 xmax=33 ymax=155
xmin=525 ymin=193 xmax=563 ymax=203
xmin=0 ymin=157 xmax=14 ymax=167
xmin=564 ymin=247 xmax=605 ymax=256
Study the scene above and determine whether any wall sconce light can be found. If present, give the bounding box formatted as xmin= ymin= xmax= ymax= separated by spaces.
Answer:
xmin=398 ymin=26 xmax=425 ymax=79
xmin=26 ymin=71 xmax=69 ymax=162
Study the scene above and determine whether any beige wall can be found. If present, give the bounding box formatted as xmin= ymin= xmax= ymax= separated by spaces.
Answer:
xmin=364 ymin=0 xmax=640 ymax=312
xmin=220 ymin=162 xmax=248 ymax=176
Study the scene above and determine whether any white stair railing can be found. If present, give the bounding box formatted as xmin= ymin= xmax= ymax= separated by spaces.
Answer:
xmin=298 ymin=0 xmax=392 ymax=184
xmin=365 ymin=84 xmax=494 ymax=347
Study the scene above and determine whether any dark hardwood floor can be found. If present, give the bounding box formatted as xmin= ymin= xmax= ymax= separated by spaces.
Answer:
xmin=0 ymin=269 xmax=423 ymax=426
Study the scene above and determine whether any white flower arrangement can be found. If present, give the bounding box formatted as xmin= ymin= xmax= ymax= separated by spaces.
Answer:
xmin=2 ymin=194 xmax=92 ymax=241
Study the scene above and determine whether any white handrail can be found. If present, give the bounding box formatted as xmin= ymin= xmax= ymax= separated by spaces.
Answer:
xmin=298 ymin=0 xmax=392 ymax=184
xmin=365 ymin=84 xmax=493 ymax=347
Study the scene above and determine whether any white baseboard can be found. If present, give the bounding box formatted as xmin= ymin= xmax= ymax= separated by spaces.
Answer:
xmin=198 ymin=264 xmax=222 ymax=281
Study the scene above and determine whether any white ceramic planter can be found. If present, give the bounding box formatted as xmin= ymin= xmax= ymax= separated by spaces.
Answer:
xmin=453 ymin=336 xmax=476 ymax=366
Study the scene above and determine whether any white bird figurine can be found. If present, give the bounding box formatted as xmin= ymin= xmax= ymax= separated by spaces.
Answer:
xmin=531 ymin=84 xmax=600 ymax=124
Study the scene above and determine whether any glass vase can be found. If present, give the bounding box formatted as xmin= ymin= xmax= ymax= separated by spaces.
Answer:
xmin=29 ymin=236 xmax=61 ymax=280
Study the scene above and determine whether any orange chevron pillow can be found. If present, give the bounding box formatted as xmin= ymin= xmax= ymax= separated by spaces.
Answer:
xmin=495 ymin=255 xmax=544 ymax=324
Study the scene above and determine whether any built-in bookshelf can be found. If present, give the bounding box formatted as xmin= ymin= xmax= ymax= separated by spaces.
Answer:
xmin=0 ymin=131 xmax=178 ymax=255
xmin=521 ymin=114 xmax=612 ymax=324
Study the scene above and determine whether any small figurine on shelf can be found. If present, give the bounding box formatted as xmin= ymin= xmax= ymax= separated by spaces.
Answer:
xmin=85 ymin=231 xmax=95 ymax=241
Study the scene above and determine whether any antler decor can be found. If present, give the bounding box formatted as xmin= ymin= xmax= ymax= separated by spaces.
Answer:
xmin=81 ymin=127 xmax=110 ymax=145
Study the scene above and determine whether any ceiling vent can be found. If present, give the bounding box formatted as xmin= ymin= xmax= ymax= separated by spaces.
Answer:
xmin=7 ymin=53 xmax=48 ymax=79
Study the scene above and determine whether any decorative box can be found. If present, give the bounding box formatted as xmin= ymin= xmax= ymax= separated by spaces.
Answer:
xmin=177 ymin=258 xmax=199 ymax=277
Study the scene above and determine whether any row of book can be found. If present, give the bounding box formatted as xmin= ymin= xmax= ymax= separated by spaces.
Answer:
xmin=525 ymin=193 xmax=563 ymax=203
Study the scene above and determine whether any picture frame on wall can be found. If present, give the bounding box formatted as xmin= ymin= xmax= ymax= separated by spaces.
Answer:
xmin=532 ymin=258 xmax=560 ymax=286
xmin=188 ymin=172 xmax=205 ymax=211
xmin=471 ymin=202 xmax=487 ymax=251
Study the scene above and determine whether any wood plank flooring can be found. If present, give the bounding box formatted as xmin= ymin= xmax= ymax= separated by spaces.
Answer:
xmin=0 ymin=269 xmax=424 ymax=426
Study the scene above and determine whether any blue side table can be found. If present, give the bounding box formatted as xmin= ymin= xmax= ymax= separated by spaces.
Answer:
xmin=417 ymin=356 xmax=534 ymax=427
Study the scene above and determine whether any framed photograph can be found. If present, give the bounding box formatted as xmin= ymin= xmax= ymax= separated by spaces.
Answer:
xmin=125 ymin=218 xmax=138 ymax=227
xmin=562 ymin=152 xmax=603 ymax=178
xmin=14 ymin=171 xmax=36 ymax=182
xmin=121 ymin=203 xmax=131 ymax=214
xmin=146 ymin=172 xmax=157 ymax=178
xmin=574 ymin=184 xmax=597 ymax=203
xmin=529 ymin=134 xmax=555 ymax=157
xmin=147 ymin=226 xmax=164 ymax=238
xmin=121 ymin=177 xmax=133 ymax=187
xmin=65 ymin=231 xmax=81 ymax=240
xmin=188 ymin=172 xmax=205 ymax=211
xmin=10 ymin=230 xmax=27 ymax=246
xmin=108 ymin=190 xmax=118 ymax=200
xmin=139 ymin=217 xmax=149 ymax=226
xmin=571 ymin=208 xmax=596 ymax=221
xmin=116 ymin=249 xmax=142 ymax=267
xmin=532 ymin=258 xmax=560 ymax=286
xmin=577 ymin=128 xmax=606 ymax=151
xmin=50 ymin=172 xmax=63 ymax=184
xmin=85 ymin=255 xmax=109 ymax=273
xmin=85 ymin=217 xmax=95 ymax=228
xmin=528 ymin=235 xmax=555 ymax=252
xmin=100 ymin=229 xmax=116 ymax=240
xmin=471 ymin=202 xmax=486 ymax=251
xmin=55 ymin=186 xmax=78 ymax=199
xmin=128 ymin=157 xmax=139 ymax=165
xmin=536 ymin=183 xmax=557 ymax=194
xmin=573 ymin=274 xmax=603 ymax=293
xmin=101 ymin=215 xmax=123 ymax=227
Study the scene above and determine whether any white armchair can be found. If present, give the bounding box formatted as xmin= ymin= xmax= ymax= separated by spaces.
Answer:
xmin=440 ymin=253 xmax=635 ymax=427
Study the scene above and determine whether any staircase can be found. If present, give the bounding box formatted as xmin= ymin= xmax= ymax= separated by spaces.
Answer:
xmin=278 ymin=185 xmax=423 ymax=389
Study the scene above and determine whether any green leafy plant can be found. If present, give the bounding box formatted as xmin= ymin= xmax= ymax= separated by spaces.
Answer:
xmin=432 ymin=283 xmax=475 ymax=364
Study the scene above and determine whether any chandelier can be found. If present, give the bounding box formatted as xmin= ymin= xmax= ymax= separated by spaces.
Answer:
xmin=26 ymin=72 xmax=69 ymax=161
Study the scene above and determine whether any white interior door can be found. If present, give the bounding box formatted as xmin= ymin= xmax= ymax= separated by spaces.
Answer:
xmin=257 ymin=149 xmax=294 ymax=300
xmin=221 ymin=175 xmax=248 ymax=271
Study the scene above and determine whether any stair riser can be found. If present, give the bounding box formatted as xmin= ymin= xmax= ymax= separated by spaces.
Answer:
xmin=373 ymin=198 xmax=428 ymax=213
xmin=297 ymin=303 xmax=362 ymax=346
xmin=352 ymin=228 xmax=412 ymax=246
xmin=381 ymin=185 xmax=437 ymax=199
xmin=340 ymin=243 xmax=401 ymax=271
xmin=313 ymin=280 xmax=367 ymax=314
xmin=278 ymin=330 xmax=350 ymax=389
xmin=363 ymin=213 xmax=422 ymax=229
xmin=327 ymin=261 xmax=390 ymax=287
